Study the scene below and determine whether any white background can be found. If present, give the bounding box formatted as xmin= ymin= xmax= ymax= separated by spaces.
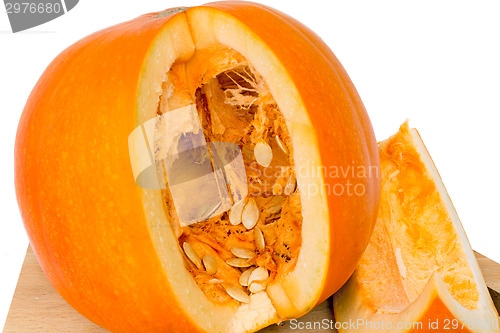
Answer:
xmin=1 ymin=0 xmax=499 ymax=330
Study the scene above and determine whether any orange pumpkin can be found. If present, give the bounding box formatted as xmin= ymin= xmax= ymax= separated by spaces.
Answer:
xmin=15 ymin=2 xmax=380 ymax=332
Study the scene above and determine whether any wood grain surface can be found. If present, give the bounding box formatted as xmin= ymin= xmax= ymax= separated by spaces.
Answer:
xmin=3 ymin=246 xmax=500 ymax=332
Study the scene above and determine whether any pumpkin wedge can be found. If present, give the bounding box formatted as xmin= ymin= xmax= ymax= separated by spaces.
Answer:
xmin=14 ymin=2 xmax=380 ymax=332
xmin=334 ymin=123 xmax=500 ymax=333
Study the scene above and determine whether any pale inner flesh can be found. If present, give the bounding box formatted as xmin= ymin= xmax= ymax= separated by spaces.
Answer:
xmin=356 ymin=124 xmax=479 ymax=313
xmin=157 ymin=46 xmax=303 ymax=305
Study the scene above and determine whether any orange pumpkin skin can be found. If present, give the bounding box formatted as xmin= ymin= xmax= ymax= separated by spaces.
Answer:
xmin=15 ymin=2 xmax=380 ymax=332
xmin=14 ymin=12 xmax=199 ymax=332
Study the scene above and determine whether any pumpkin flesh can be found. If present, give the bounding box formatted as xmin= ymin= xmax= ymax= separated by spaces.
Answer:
xmin=334 ymin=123 xmax=499 ymax=333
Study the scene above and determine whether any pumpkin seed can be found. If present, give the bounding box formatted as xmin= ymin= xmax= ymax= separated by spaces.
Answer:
xmin=264 ymin=196 xmax=285 ymax=214
xmin=264 ymin=204 xmax=282 ymax=215
xmin=231 ymin=246 xmax=256 ymax=259
xmin=248 ymin=281 xmax=266 ymax=294
xmin=229 ymin=199 xmax=245 ymax=226
xmin=254 ymin=141 xmax=273 ymax=167
xmin=223 ymin=284 xmax=251 ymax=303
xmin=248 ymin=267 xmax=269 ymax=286
xmin=183 ymin=242 xmax=202 ymax=269
xmin=202 ymin=254 xmax=217 ymax=275
xmin=242 ymin=198 xmax=259 ymax=229
xmin=283 ymin=176 xmax=296 ymax=196
xmin=272 ymin=183 xmax=283 ymax=195
xmin=254 ymin=227 xmax=266 ymax=252
xmin=226 ymin=257 xmax=252 ymax=268
xmin=275 ymin=135 xmax=289 ymax=154
xmin=239 ymin=267 xmax=257 ymax=287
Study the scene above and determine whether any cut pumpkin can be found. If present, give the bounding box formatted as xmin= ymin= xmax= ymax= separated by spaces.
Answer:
xmin=334 ymin=122 xmax=500 ymax=333
xmin=14 ymin=2 xmax=380 ymax=333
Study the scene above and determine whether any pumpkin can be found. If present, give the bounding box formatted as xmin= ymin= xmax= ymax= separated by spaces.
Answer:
xmin=334 ymin=123 xmax=499 ymax=333
xmin=14 ymin=2 xmax=380 ymax=332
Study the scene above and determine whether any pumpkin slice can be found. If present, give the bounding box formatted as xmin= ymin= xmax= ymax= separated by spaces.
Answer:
xmin=334 ymin=122 xmax=500 ymax=333
xmin=15 ymin=3 xmax=380 ymax=333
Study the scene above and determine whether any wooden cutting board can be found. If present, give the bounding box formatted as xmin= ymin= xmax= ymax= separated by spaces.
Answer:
xmin=3 ymin=246 xmax=500 ymax=332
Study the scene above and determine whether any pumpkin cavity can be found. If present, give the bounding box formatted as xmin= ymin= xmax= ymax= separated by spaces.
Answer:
xmin=157 ymin=47 xmax=303 ymax=305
